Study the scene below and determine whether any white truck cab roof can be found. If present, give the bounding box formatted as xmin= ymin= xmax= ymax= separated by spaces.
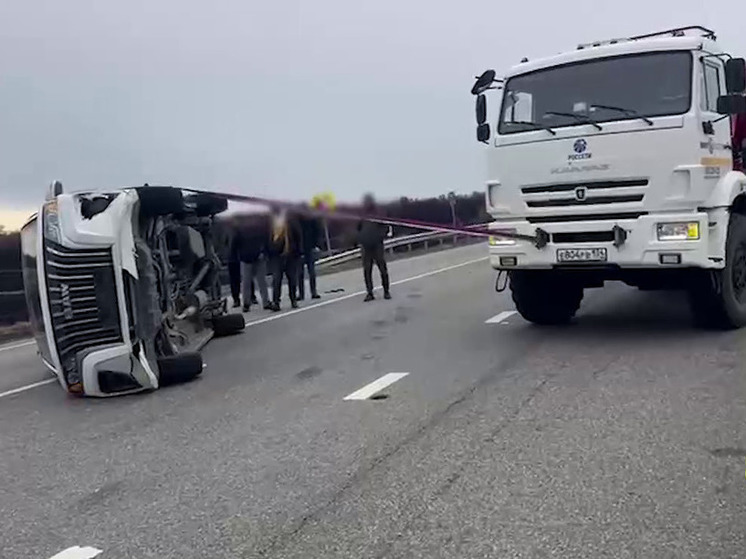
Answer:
xmin=504 ymin=36 xmax=723 ymax=79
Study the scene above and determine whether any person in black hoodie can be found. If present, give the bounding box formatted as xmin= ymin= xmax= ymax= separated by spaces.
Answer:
xmin=297 ymin=210 xmax=322 ymax=300
xmin=357 ymin=194 xmax=390 ymax=302
xmin=230 ymin=217 xmax=271 ymax=312
xmin=268 ymin=208 xmax=304 ymax=311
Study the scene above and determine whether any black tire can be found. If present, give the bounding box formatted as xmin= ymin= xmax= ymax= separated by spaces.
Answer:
xmin=136 ymin=186 xmax=184 ymax=217
xmin=189 ymin=194 xmax=228 ymax=217
xmin=688 ymin=212 xmax=746 ymax=329
xmin=510 ymin=270 xmax=583 ymax=325
xmin=212 ymin=313 xmax=246 ymax=337
xmin=157 ymin=352 xmax=203 ymax=386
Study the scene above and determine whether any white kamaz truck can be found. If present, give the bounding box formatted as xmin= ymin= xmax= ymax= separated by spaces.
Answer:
xmin=20 ymin=183 xmax=246 ymax=397
xmin=475 ymin=26 xmax=746 ymax=328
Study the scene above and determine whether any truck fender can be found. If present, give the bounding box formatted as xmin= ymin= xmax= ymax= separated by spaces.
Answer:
xmin=704 ymin=170 xmax=746 ymax=208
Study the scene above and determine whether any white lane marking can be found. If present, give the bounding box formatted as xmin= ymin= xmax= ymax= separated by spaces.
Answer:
xmin=0 ymin=378 xmax=57 ymax=400
xmin=0 ymin=339 xmax=35 ymax=353
xmin=344 ymin=372 xmax=410 ymax=400
xmin=243 ymin=256 xmax=488 ymax=328
xmin=48 ymin=546 xmax=103 ymax=559
xmin=485 ymin=310 xmax=518 ymax=324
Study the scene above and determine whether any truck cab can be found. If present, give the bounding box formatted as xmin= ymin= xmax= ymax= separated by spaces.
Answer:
xmin=475 ymin=26 xmax=746 ymax=328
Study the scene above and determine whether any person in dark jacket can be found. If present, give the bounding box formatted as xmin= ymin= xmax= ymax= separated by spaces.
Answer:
xmin=357 ymin=194 xmax=390 ymax=302
xmin=268 ymin=208 xmax=303 ymax=311
xmin=230 ymin=218 xmax=271 ymax=312
xmin=297 ymin=211 xmax=322 ymax=300
xmin=228 ymin=241 xmax=242 ymax=308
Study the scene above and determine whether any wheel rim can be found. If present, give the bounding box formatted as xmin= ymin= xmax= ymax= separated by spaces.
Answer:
xmin=731 ymin=241 xmax=746 ymax=303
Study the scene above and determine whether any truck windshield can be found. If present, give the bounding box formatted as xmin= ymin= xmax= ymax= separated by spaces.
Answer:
xmin=499 ymin=51 xmax=692 ymax=135
xmin=20 ymin=216 xmax=53 ymax=365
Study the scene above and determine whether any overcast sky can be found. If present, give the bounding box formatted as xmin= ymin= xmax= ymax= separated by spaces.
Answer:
xmin=0 ymin=0 xmax=729 ymax=228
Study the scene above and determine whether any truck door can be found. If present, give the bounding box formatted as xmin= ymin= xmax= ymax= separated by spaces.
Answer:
xmin=699 ymin=57 xmax=731 ymax=159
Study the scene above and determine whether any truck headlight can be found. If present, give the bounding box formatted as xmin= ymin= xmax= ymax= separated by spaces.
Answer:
xmin=656 ymin=222 xmax=699 ymax=241
xmin=489 ymin=228 xmax=517 ymax=246
xmin=43 ymin=201 xmax=62 ymax=244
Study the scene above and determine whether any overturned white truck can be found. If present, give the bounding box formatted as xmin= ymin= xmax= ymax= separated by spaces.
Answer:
xmin=21 ymin=183 xmax=245 ymax=397
xmin=476 ymin=26 xmax=746 ymax=328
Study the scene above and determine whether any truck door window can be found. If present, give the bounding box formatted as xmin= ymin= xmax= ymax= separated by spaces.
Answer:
xmin=702 ymin=62 xmax=721 ymax=112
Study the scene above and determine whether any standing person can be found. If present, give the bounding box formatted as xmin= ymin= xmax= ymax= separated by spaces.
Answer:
xmin=298 ymin=210 xmax=322 ymax=300
xmin=269 ymin=208 xmax=303 ymax=311
xmin=233 ymin=218 xmax=271 ymax=312
xmin=357 ymin=194 xmax=391 ymax=302
xmin=228 ymin=237 xmax=242 ymax=308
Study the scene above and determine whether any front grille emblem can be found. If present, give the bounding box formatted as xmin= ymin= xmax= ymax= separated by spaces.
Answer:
xmin=60 ymin=282 xmax=74 ymax=320
xmin=574 ymin=187 xmax=588 ymax=202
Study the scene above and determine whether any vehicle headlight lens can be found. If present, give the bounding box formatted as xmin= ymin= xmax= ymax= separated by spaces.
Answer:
xmin=656 ymin=222 xmax=699 ymax=241
xmin=43 ymin=201 xmax=62 ymax=244
xmin=489 ymin=228 xmax=517 ymax=246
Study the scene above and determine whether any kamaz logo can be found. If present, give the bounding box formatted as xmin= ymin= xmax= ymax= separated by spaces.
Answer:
xmin=574 ymin=187 xmax=588 ymax=201
xmin=60 ymin=283 xmax=74 ymax=320
xmin=550 ymin=163 xmax=610 ymax=174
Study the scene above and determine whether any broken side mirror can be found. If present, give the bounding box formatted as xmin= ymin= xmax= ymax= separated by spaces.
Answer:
xmin=477 ymin=123 xmax=490 ymax=143
xmin=725 ymin=58 xmax=746 ymax=93
xmin=476 ymin=94 xmax=487 ymax=124
xmin=717 ymin=94 xmax=746 ymax=114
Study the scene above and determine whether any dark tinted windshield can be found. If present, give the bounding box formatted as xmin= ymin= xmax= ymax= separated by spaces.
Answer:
xmin=499 ymin=51 xmax=693 ymax=134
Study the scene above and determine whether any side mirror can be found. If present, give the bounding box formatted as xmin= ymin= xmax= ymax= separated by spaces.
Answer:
xmin=471 ymin=69 xmax=497 ymax=95
xmin=477 ymin=123 xmax=490 ymax=143
xmin=717 ymin=94 xmax=746 ymax=114
xmin=476 ymin=94 xmax=487 ymax=125
xmin=725 ymin=58 xmax=746 ymax=93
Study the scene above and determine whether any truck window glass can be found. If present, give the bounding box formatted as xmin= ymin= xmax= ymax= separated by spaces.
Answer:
xmin=703 ymin=62 xmax=721 ymax=112
xmin=499 ymin=51 xmax=692 ymax=134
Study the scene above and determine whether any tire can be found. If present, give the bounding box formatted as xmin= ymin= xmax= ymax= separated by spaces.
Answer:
xmin=157 ymin=352 xmax=203 ymax=386
xmin=688 ymin=212 xmax=746 ymax=329
xmin=510 ymin=270 xmax=583 ymax=325
xmin=212 ymin=313 xmax=246 ymax=337
xmin=136 ymin=186 xmax=185 ymax=216
xmin=189 ymin=194 xmax=228 ymax=217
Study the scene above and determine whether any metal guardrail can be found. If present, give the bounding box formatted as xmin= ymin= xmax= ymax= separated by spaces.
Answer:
xmin=316 ymin=226 xmax=485 ymax=269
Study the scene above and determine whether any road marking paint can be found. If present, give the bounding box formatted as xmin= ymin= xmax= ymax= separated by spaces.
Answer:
xmin=0 ymin=339 xmax=35 ymax=353
xmin=243 ymin=256 xmax=488 ymax=329
xmin=344 ymin=372 xmax=410 ymax=400
xmin=485 ymin=310 xmax=518 ymax=324
xmin=48 ymin=546 xmax=102 ymax=559
xmin=0 ymin=378 xmax=57 ymax=400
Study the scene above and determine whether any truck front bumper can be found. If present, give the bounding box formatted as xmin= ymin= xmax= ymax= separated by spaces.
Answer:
xmin=488 ymin=211 xmax=727 ymax=270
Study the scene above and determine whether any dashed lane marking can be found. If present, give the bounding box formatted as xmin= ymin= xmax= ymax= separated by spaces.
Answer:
xmin=0 ymin=339 xmax=35 ymax=353
xmin=344 ymin=372 xmax=410 ymax=400
xmin=0 ymin=378 xmax=57 ymax=400
xmin=48 ymin=546 xmax=102 ymax=559
xmin=485 ymin=310 xmax=518 ymax=324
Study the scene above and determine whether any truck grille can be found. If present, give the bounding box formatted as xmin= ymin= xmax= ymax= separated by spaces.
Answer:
xmin=44 ymin=240 xmax=123 ymax=381
xmin=522 ymin=178 xmax=648 ymax=208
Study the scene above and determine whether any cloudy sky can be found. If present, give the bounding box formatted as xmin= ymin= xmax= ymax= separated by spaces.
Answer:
xmin=0 ymin=0 xmax=728 ymax=229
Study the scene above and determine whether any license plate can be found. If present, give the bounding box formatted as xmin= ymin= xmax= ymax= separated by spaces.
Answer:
xmin=556 ymin=248 xmax=608 ymax=263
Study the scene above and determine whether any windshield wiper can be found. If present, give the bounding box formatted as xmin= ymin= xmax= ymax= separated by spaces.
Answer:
xmin=543 ymin=111 xmax=603 ymax=131
xmin=589 ymin=104 xmax=654 ymax=126
xmin=508 ymin=120 xmax=557 ymax=136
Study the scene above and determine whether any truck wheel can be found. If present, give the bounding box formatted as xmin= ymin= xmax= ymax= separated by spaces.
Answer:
xmin=212 ymin=313 xmax=246 ymax=337
xmin=688 ymin=212 xmax=746 ymax=329
xmin=510 ymin=270 xmax=583 ymax=325
xmin=136 ymin=186 xmax=185 ymax=216
xmin=157 ymin=352 xmax=204 ymax=386
xmin=189 ymin=193 xmax=228 ymax=217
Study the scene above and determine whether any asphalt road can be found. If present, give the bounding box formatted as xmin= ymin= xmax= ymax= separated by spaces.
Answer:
xmin=1 ymin=244 xmax=745 ymax=559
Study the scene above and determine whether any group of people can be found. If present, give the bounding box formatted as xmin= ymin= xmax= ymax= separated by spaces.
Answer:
xmin=228 ymin=195 xmax=391 ymax=312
